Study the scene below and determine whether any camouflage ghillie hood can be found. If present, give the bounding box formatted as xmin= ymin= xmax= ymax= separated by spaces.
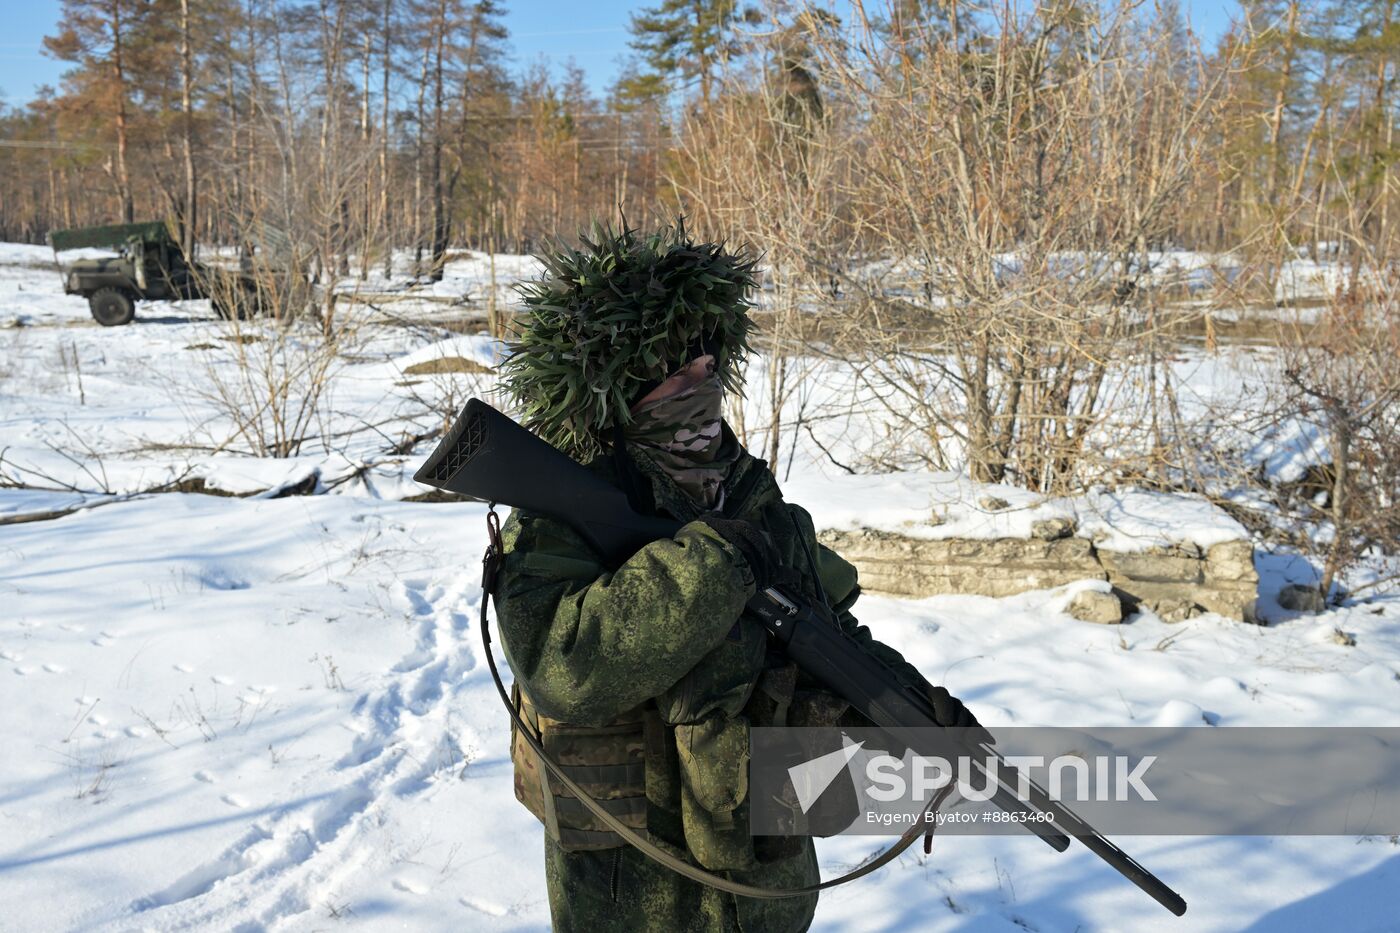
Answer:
xmin=501 ymin=220 xmax=758 ymax=461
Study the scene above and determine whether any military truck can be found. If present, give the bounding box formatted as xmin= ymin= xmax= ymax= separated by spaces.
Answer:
xmin=49 ymin=220 xmax=256 ymax=326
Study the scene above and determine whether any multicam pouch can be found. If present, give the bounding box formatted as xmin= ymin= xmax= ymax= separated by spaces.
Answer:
xmin=511 ymin=684 xmax=648 ymax=851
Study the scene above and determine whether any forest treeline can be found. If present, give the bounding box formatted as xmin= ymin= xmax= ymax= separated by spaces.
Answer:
xmin=0 ymin=0 xmax=1396 ymax=282
xmin=2 ymin=0 xmax=1396 ymax=598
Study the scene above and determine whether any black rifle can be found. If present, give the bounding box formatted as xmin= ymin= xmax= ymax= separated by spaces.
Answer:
xmin=415 ymin=398 xmax=1187 ymax=917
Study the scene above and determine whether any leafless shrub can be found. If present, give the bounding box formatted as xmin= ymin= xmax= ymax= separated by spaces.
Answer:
xmin=0 ymin=419 xmax=115 ymax=495
xmin=679 ymin=2 xmax=1232 ymax=490
xmin=186 ymin=209 xmax=359 ymax=460
xmin=179 ymin=15 xmax=386 ymax=461
xmin=53 ymin=742 xmax=123 ymax=803
xmin=58 ymin=340 xmax=86 ymax=405
xmin=672 ymin=8 xmax=867 ymax=474
xmin=132 ymin=707 xmax=178 ymax=749
xmin=73 ymin=750 xmax=120 ymax=802
xmin=311 ymin=652 xmax=347 ymax=691
xmin=1273 ymin=272 xmax=1400 ymax=600
xmin=1164 ymin=227 xmax=1400 ymax=603
xmin=188 ymin=318 xmax=346 ymax=459
xmin=173 ymin=685 xmax=218 ymax=742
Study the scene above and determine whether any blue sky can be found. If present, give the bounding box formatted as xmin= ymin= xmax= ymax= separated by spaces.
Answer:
xmin=0 ymin=1 xmax=1240 ymax=109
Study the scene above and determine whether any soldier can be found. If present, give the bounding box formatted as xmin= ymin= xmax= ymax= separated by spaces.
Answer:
xmin=492 ymin=222 xmax=981 ymax=932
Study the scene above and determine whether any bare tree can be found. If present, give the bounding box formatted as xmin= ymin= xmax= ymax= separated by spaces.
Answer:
xmin=1276 ymin=264 xmax=1400 ymax=601
xmin=790 ymin=1 xmax=1228 ymax=490
xmin=671 ymin=7 xmax=852 ymax=474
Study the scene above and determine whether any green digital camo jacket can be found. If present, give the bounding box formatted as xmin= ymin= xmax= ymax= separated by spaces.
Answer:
xmin=494 ymin=432 xmax=925 ymax=933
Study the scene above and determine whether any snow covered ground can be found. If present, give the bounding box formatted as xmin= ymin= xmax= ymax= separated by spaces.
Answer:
xmin=2 ymin=246 xmax=1398 ymax=932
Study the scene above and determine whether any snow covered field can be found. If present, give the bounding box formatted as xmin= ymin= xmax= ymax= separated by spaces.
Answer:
xmin=2 ymin=246 xmax=1398 ymax=932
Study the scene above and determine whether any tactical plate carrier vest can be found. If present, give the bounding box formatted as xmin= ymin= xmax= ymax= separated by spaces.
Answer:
xmin=511 ymin=684 xmax=650 ymax=851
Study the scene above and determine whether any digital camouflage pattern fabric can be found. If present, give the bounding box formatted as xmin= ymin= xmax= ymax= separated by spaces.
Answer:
xmin=543 ymin=831 xmax=820 ymax=933
xmin=494 ymin=436 xmax=928 ymax=932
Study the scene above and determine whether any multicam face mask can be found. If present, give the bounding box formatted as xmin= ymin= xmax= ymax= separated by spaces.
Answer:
xmin=624 ymin=374 xmax=737 ymax=509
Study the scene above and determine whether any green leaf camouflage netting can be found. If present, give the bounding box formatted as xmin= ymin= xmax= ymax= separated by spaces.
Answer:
xmin=501 ymin=219 xmax=758 ymax=461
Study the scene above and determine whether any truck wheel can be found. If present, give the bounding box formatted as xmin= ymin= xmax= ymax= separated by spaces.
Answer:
xmin=89 ymin=287 xmax=136 ymax=326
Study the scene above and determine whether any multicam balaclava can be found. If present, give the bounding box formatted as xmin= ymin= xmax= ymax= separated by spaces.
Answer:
xmin=500 ymin=219 xmax=758 ymax=463
xmin=624 ymin=374 xmax=737 ymax=509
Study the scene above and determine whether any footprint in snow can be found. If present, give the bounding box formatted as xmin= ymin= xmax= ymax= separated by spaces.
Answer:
xmin=393 ymin=878 xmax=429 ymax=895
xmin=90 ymin=713 xmax=109 ymax=726
xmin=14 ymin=666 xmax=34 ymax=675
xmin=173 ymin=663 xmax=194 ymax=673
xmin=60 ymin=623 xmax=85 ymax=633
xmin=460 ymin=896 xmax=508 ymax=916
xmin=221 ymin=793 xmax=249 ymax=808
xmin=0 ymin=650 xmax=19 ymax=662
xmin=42 ymin=663 xmax=66 ymax=674
xmin=125 ymin=726 xmax=148 ymax=738
xmin=194 ymin=770 xmax=217 ymax=783
xmin=211 ymin=675 xmax=235 ymax=685
xmin=91 ymin=636 xmax=114 ymax=648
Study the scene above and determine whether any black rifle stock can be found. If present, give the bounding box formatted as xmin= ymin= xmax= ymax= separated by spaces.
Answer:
xmin=415 ymin=398 xmax=1187 ymax=918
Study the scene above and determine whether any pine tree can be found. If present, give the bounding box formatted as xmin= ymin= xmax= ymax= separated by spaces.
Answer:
xmin=767 ymin=8 xmax=841 ymax=139
xmin=43 ymin=0 xmax=150 ymax=223
xmin=443 ymin=0 xmax=511 ymax=265
xmin=1319 ymin=0 xmax=1400 ymax=251
xmin=621 ymin=0 xmax=753 ymax=106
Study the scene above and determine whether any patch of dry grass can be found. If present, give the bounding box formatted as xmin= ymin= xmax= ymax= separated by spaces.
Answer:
xmin=403 ymin=356 xmax=492 ymax=376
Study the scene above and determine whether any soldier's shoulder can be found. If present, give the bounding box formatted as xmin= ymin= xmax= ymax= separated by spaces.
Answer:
xmin=502 ymin=507 xmax=576 ymax=547
xmin=726 ymin=443 xmax=786 ymax=507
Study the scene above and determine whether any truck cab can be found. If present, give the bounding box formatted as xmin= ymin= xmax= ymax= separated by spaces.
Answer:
xmin=49 ymin=220 xmax=207 ymax=325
